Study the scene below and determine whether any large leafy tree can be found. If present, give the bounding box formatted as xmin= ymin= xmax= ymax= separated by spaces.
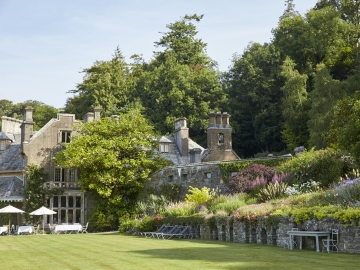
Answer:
xmin=138 ymin=14 xmax=225 ymax=144
xmin=328 ymin=94 xmax=360 ymax=160
xmin=273 ymin=5 xmax=352 ymax=78
xmin=224 ymin=42 xmax=284 ymax=157
xmin=55 ymin=110 xmax=170 ymax=230
xmin=280 ymin=57 xmax=310 ymax=150
xmin=65 ymin=48 xmax=137 ymax=118
xmin=308 ymin=63 xmax=345 ymax=149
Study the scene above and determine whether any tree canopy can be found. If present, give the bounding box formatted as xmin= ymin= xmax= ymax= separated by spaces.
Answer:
xmin=55 ymin=110 xmax=170 ymax=230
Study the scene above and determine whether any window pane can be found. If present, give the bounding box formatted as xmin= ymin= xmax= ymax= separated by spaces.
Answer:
xmin=60 ymin=210 xmax=66 ymax=223
xmin=76 ymin=196 xmax=81 ymax=208
xmin=53 ymin=196 xmax=58 ymax=207
xmin=61 ymin=196 xmax=66 ymax=207
xmin=68 ymin=210 xmax=73 ymax=223
xmin=76 ymin=209 xmax=81 ymax=223
xmin=55 ymin=168 xmax=61 ymax=182
xmin=69 ymin=169 xmax=75 ymax=182
xmin=69 ymin=196 xmax=74 ymax=207
xmin=53 ymin=214 xmax=58 ymax=224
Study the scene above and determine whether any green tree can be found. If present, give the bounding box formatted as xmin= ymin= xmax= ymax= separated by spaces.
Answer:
xmin=280 ymin=57 xmax=310 ymax=150
xmin=23 ymin=165 xmax=63 ymax=224
xmin=55 ymin=110 xmax=170 ymax=230
xmin=9 ymin=100 xmax=59 ymax=130
xmin=328 ymin=94 xmax=360 ymax=160
xmin=225 ymin=43 xmax=285 ymax=157
xmin=273 ymin=6 xmax=352 ymax=78
xmin=65 ymin=48 xmax=137 ymax=118
xmin=308 ymin=63 xmax=345 ymax=149
xmin=138 ymin=14 xmax=225 ymax=144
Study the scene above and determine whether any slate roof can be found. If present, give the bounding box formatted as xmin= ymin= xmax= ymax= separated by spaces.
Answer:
xmin=0 ymin=176 xmax=24 ymax=202
xmin=158 ymin=136 xmax=205 ymax=165
xmin=0 ymin=133 xmax=23 ymax=171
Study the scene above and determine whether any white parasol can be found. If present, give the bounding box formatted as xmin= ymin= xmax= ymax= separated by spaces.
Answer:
xmin=30 ymin=206 xmax=56 ymax=235
xmin=0 ymin=205 xmax=24 ymax=234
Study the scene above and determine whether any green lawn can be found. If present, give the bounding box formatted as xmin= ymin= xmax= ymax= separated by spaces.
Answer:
xmin=0 ymin=233 xmax=358 ymax=270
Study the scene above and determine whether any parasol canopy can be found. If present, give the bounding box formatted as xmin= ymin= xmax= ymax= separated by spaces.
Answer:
xmin=0 ymin=205 xmax=24 ymax=234
xmin=30 ymin=206 xmax=56 ymax=235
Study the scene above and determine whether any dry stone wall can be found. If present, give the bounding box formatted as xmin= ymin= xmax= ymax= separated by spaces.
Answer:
xmin=187 ymin=217 xmax=360 ymax=254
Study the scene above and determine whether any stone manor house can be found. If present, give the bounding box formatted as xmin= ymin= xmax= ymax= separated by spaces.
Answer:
xmin=0 ymin=107 xmax=240 ymax=225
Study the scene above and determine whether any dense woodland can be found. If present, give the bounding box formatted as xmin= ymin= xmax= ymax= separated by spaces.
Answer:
xmin=3 ymin=0 xmax=360 ymax=159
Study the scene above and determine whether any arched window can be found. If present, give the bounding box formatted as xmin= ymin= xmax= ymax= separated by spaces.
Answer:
xmin=218 ymin=133 xmax=224 ymax=144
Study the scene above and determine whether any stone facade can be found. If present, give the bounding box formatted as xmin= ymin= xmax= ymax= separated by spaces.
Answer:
xmin=0 ymin=106 xmax=102 ymax=226
xmin=20 ymin=107 xmax=103 ymax=225
xmin=192 ymin=217 xmax=360 ymax=254
xmin=146 ymin=162 xmax=225 ymax=198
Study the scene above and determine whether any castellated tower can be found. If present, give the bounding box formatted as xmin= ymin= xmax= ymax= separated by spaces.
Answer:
xmin=201 ymin=111 xmax=240 ymax=162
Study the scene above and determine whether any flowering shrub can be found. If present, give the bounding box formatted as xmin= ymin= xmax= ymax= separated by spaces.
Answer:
xmin=284 ymin=181 xmax=320 ymax=196
xmin=278 ymin=148 xmax=352 ymax=188
xmin=323 ymin=178 xmax=360 ymax=207
xmin=227 ymin=164 xmax=276 ymax=194
xmin=163 ymin=201 xmax=195 ymax=217
xmin=233 ymin=203 xmax=274 ymax=224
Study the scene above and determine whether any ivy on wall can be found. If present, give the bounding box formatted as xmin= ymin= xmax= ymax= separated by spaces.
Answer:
xmin=23 ymin=164 xmax=63 ymax=224
xmin=218 ymin=158 xmax=289 ymax=183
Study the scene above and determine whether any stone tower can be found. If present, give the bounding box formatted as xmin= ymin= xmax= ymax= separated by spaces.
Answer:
xmin=201 ymin=111 xmax=240 ymax=162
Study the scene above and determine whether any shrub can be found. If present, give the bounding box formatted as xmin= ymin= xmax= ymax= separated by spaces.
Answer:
xmin=118 ymin=219 xmax=137 ymax=233
xmin=209 ymin=198 xmax=247 ymax=215
xmin=136 ymin=216 xmax=155 ymax=232
xmin=233 ymin=203 xmax=274 ymax=224
xmin=185 ymin=186 xmax=215 ymax=205
xmin=322 ymin=179 xmax=360 ymax=207
xmin=257 ymin=181 xmax=288 ymax=202
xmin=284 ymin=181 xmax=320 ymax=196
xmin=278 ymin=148 xmax=351 ymax=188
xmin=163 ymin=201 xmax=196 ymax=217
xmin=227 ymin=164 xmax=276 ymax=194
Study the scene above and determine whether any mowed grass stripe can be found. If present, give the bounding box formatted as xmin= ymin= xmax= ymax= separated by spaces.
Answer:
xmin=0 ymin=233 xmax=359 ymax=270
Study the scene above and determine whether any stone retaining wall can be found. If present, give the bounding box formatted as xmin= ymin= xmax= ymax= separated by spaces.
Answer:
xmin=191 ymin=217 xmax=360 ymax=254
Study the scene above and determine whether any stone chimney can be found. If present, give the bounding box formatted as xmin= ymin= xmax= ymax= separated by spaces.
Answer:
xmin=20 ymin=106 xmax=34 ymax=144
xmin=215 ymin=112 xmax=222 ymax=125
xmin=94 ymin=106 xmax=102 ymax=121
xmin=222 ymin=112 xmax=230 ymax=126
xmin=173 ymin=117 xmax=189 ymax=156
xmin=208 ymin=112 xmax=216 ymax=126
xmin=83 ymin=112 xmax=94 ymax=123
xmin=203 ymin=111 xmax=240 ymax=162
xmin=1 ymin=116 xmax=22 ymax=133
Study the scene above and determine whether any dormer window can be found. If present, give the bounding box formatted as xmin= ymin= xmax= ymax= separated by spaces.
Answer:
xmin=159 ymin=136 xmax=171 ymax=153
xmin=61 ymin=131 xmax=71 ymax=143
xmin=160 ymin=143 xmax=169 ymax=153
xmin=218 ymin=133 xmax=224 ymax=144
xmin=0 ymin=132 xmax=12 ymax=151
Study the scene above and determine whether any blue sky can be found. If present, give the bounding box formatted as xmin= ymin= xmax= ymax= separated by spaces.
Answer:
xmin=0 ymin=0 xmax=318 ymax=109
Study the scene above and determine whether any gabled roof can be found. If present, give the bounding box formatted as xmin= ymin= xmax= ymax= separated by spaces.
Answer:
xmin=0 ymin=131 xmax=13 ymax=142
xmin=158 ymin=136 xmax=205 ymax=165
xmin=0 ymin=138 xmax=23 ymax=171
xmin=0 ymin=176 xmax=24 ymax=202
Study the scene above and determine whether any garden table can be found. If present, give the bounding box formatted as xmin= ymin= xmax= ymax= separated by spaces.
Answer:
xmin=54 ymin=224 xmax=82 ymax=234
xmin=287 ymin=230 xmax=331 ymax=252
xmin=17 ymin=225 xmax=35 ymax=235
xmin=0 ymin=226 xmax=8 ymax=235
